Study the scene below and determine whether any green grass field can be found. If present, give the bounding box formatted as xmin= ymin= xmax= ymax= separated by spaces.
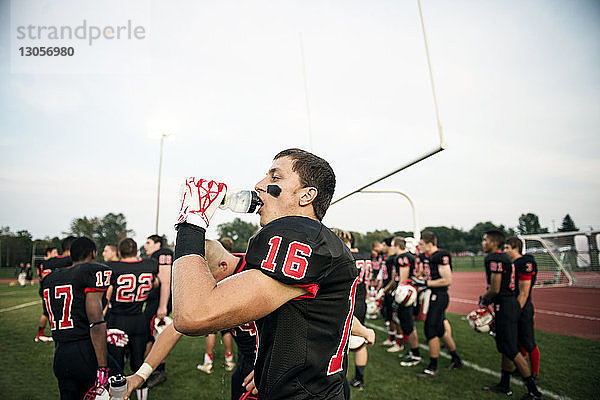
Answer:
xmin=1 ymin=280 xmax=599 ymax=400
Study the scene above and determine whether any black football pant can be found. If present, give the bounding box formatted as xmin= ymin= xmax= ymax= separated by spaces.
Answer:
xmin=54 ymin=339 xmax=121 ymax=400
xmin=494 ymin=296 xmax=520 ymax=360
xmin=231 ymin=350 xmax=256 ymax=400
xmin=518 ymin=301 xmax=536 ymax=352
xmin=108 ymin=313 xmax=148 ymax=386
xmin=424 ymin=290 xmax=448 ymax=340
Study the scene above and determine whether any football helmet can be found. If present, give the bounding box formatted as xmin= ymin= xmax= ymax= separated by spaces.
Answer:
xmin=467 ymin=307 xmax=494 ymax=333
xmin=153 ymin=315 xmax=173 ymax=340
xmin=348 ymin=335 xmax=367 ymax=351
xmin=394 ymin=284 xmax=417 ymax=307
xmin=83 ymin=385 xmax=109 ymax=400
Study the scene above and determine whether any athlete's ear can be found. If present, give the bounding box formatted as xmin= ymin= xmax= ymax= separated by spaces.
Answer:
xmin=299 ymin=187 xmax=318 ymax=207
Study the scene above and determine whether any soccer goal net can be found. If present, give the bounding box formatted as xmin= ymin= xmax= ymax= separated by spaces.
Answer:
xmin=519 ymin=231 xmax=600 ymax=288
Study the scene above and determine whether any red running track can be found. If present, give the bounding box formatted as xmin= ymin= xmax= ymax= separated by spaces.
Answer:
xmin=449 ymin=272 xmax=600 ymax=342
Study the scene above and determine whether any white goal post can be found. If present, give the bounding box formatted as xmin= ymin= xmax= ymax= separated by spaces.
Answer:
xmin=519 ymin=231 xmax=600 ymax=288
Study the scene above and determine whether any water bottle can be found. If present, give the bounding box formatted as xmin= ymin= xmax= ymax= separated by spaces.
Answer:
xmin=109 ymin=375 xmax=127 ymax=400
xmin=220 ymin=190 xmax=262 ymax=213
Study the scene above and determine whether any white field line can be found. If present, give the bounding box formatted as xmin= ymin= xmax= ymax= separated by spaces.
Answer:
xmin=0 ymin=300 xmax=39 ymax=313
xmin=452 ymin=297 xmax=600 ymax=322
xmin=365 ymin=321 xmax=572 ymax=400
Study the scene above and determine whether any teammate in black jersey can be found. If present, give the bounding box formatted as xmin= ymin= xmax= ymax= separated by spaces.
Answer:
xmin=106 ymin=238 xmax=158 ymax=400
xmin=394 ymin=237 xmax=423 ymax=367
xmin=142 ymin=234 xmax=174 ymax=388
xmin=378 ymin=238 xmax=399 ymax=348
xmin=41 ymin=237 xmax=117 ymax=400
xmin=481 ymin=231 xmax=542 ymax=399
xmin=385 ymin=238 xmax=407 ymax=353
xmin=173 ymin=149 xmax=360 ymax=399
xmin=505 ymin=236 xmax=541 ymax=382
xmin=416 ymin=231 xmax=463 ymax=377
xmin=331 ymin=228 xmax=374 ymax=392
xmin=35 ymin=237 xmax=75 ymax=343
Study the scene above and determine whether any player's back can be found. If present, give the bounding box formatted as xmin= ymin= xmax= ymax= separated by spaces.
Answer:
xmin=247 ymin=216 xmax=357 ymax=400
xmin=485 ymin=251 xmax=515 ymax=297
xmin=514 ymin=254 xmax=537 ymax=301
xmin=41 ymin=262 xmax=110 ymax=343
xmin=107 ymin=259 xmax=158 ymax=315
xmin=40 ymin=255 xmax=72 ymax=276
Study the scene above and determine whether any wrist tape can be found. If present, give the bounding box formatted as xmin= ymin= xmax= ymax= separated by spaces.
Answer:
xmin=174 ymin=223 xmax=206 ymax=261
xmin=136 ymin=363 xmax=153 ymax=381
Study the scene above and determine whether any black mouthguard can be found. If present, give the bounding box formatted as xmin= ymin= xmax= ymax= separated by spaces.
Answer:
xmin=267 ymin=185 xmax=282 ymax=197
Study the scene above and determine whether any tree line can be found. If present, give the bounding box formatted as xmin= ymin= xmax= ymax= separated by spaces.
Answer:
xmin=0 ymin=212 xmax=579 ymax=267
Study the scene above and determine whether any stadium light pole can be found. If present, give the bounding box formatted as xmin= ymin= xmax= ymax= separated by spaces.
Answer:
xmin=359 ymin=190 xmax=420 ymax=240
xmin=155 ymin=133 xmax=169 ymax=235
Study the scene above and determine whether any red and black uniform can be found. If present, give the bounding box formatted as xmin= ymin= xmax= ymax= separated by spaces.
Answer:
xmin=39 ymin=256 xmax=73 ymax=316
xmin=514 ymin=254 xmax=538 ymax=353
xmin=485 ymin=251 xmax=520 ymax=359
xmin=41 ymin=262 xmax=115 ymax=400
xmin=351 ymin=250 xmax=372 ymax=324
xmin=228 ymin=254 xmax=260 ymax=400
xmin=395 ymin=252 xmax=418 ymax=335
xmin=246 ymin=216 xmax=358 ymax=400
xmin=144 ymin=247 xmax=174 ymax=342
xmin=370 ymin=252 xmax=383 ymax=286
xmin=420 ymin=250 xmax=452 ymax=340
xmin=106 ymin=259 xmax=158 ymax=378
xmin=379 ymin=255 xmax=397 ymax=324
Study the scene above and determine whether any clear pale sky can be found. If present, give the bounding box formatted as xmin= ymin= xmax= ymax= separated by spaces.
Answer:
xmin=1 ymin=0 xmax=599 ymax=243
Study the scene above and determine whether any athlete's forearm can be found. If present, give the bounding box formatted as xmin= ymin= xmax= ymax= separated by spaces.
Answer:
xmin=90 ymin=324 xmax=108 ymax=367
xmin=172 ymin=254 xmax=217 ymax=335
xmin=517 ymin=279 xmax=531 ymax=308
xmin=157 ymin=266 xmax=171 ymax=311
xmin=143 ymin=323 xmax=182 ymax=369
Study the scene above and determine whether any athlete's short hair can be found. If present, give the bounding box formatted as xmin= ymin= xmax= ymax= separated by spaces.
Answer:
xmin=371 ymin=241 xmax=381 ymax=250
xmin=62 ymin=236 xmax=77 ymax=252
xmin=219 ymin=237 xmax=234 ymax=252
xmin=485 ymin=230 xmax=505 ymax=248
xmin=70 ymin=237 xmax=96 ymax=262
xmin=274 ymin=148 xmax=335 ymax=221
xmin=383 ymin=237 xmax=393 ymax=247
xmin=331 ymin=228 xmax=352 ymax=245
xmin=118 ymin=238 xmax=138 ymax=258
xmin=146 ymin=234 xmax=163 ymax=247
xmin=45 ymin=247 xmax=57 ymax=256
xmin=505 ymin=236 xmax=523 ymax=254
xmin=421 ymin=231 xmax=437 ymax=246
xmin=105 ymin=243 xmax=117 ymax=253
xmin=392 ymin=237 xmax=406 ymax=250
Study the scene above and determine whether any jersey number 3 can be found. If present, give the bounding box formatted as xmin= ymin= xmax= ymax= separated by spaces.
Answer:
xmin=260 ymin=236 xmax=312 ymax=280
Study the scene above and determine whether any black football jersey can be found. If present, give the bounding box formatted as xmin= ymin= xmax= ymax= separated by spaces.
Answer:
xmin=146 ymin=247 xmax=174 ymax=302
xmin=40 ymin=255 xmax=72 ymax=276
xmin=484 ymin=252 xmax=516 ymax=297
xmin=396 ymin=252 xmax=416 ymax=280
xmin=246 ymin=216 xmax=358 ymax=400
xmin=371 ymin=252 xmax=383 ymax=272
xmin=228 ymin=255 xmax=259 ymax=356
xmin=351 ymin=250 xmax=372 ymax=302
xmin=41 ymin=262 xmax=111 ymax=343
xmin=380 ymin=255 xmax=397 ymax=287
xmin=107 ymin=259 xmax=158 ymax=315
xmin=419 ymin=250 xmax=452 ymax=292
xmin=514 ymin=254 xmax=537 ymax=302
